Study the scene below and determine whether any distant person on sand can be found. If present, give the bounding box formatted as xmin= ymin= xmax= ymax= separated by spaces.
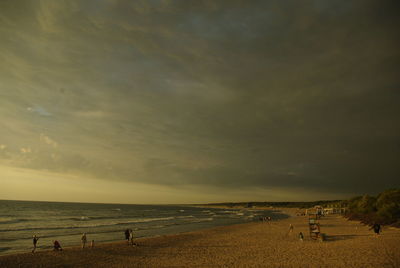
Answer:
xmin=91 ymin=240 xmax=95 ymax=248
xmin=125 ymin=229 xmax=130 ymax=244
xmin=129 ymin=229 xmax=135 ymax=246
xmin=288 ymin=224 xmax=294 ymax=234
xmin=371 ymin=223 xmax=381 ymax=236
xmin=298 ymin=232 xmax=304 ymax=241
xmin=31 ymin=235 xmax=39 ymax=253
xmin=53 ymin=240 xmax=62 ymax=251
xmin=81 ymin=233 xmax=87 ymax=248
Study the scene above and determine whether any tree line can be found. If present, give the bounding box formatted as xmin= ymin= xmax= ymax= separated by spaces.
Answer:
xmin=203 ymin=200 xmax=341 ymax=209
xmin=344 ymin=189 xmax=400 ymax=226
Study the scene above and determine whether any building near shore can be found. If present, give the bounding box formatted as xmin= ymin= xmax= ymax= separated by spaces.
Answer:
xmin=323 ymin=204 xmax=347 ymax=214
xmin=306 ymin=206 xmax=324 ymax=216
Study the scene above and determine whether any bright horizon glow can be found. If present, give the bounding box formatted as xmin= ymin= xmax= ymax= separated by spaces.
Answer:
xmin=0 ymin=166 xmax=348 ymax=204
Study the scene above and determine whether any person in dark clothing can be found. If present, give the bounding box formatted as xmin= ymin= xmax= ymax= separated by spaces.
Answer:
xmin=298 ymin=232 xmax=304 ymax=241
xmin=124 ymin=229 xmax=130 ymax=244
xmin=372 ymin=223 xmax=381 ymax=236
xmin=32 ymin=235 xmax=39 ymax=253
xmin=53 ymin=240 xmax=62 ymax=251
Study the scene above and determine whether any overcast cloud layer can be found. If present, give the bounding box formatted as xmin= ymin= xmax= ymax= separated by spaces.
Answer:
xmin=1 ymin=0 xmax=399 ymax=203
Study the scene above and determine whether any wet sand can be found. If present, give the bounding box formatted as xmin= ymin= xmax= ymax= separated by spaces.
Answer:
xmin=1 ymin=210 xmax=399 ymax=268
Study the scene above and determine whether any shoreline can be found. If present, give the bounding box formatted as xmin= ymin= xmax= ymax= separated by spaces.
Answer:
xmin=1 ymin=210 xmax=399 ymax=267
xmin=0 ymin=221 xmax=259 ymax=258
xmin=0 ymin=207 xmax=290 ymax=257
xmin=0 ymin=220 xmax=277 ymax=258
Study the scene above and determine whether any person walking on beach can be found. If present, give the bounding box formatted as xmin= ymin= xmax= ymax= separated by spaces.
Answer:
xmin=90 ymin=240 xmax=95 ymax=248
xmin=31 ymin=235 xmax=39 ymax=253
xmin=124 ymin=229 xmax=130 ymax=244
xmin=81 ymin=233 xmax=87 ymax=248
xmin=129 ymin=229 xmax=135 ymax=246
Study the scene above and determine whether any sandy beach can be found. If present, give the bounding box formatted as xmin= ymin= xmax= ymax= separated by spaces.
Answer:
xmin=1 ymin=209 xmax=399 ymax=268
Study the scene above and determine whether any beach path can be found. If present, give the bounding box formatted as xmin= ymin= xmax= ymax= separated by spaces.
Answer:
xmin=1 ymin=212 xmax=399 ymax=267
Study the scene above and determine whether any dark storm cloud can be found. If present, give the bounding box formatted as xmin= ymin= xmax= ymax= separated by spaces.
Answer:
xmin=0 ymin=0 xmax=399 ymax=198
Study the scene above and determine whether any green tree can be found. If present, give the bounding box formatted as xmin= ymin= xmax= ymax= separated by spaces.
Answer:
xmin=376 ymin=189 xmax=400 ymax=223
xmin=348 ymin=196 xmax=362 ymax=213
xmin=357 ymin=195 xmax=377 ymax=214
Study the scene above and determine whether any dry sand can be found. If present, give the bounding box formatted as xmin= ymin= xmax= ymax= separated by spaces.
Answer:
xmin=1 ymin=209 xmax=399 ymax=268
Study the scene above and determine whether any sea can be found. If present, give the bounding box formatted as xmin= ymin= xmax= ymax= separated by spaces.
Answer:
xmin=0 ymin=200 xmax=288 ymax=255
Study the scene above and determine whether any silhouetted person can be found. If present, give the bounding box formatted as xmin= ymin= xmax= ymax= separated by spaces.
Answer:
xmin=125 ymin=229 xmax=130 ymax=244
xmin=298 ymin=232 xmax=304 ymax=241
xmin=53 ymin=240 xmax=62 ymax=251
xmin=32 ymin=235 xmax=39 ymax=253
xmin=129 ymin=229 xmax=135 ymax=246
xmin=371 ymin=223 xmax=381 ymax=236
xmin=81 ymin=233 xmax=87 ymax=248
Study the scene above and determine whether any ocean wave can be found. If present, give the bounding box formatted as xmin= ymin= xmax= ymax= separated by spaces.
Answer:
xmin=0 ymin=247 xmax=12 ymax=252
xmin=188 ymin=218 xmax=213 ymax=223
xmin=204 ymin=211 xmax=216 ymax=216
xmin=176 ymin=215 xmax=195 ymax=219
xmin=68 ymin=215 xmax=137 ymax=221
xmin=0 ymin=217 xmax=175 ymax=233
xmin=0 ymin=218 xmax=30 ymax=225
xmin=69 ymin=216 xmax=91 ymax=221
xmin=0 ymin=218 xmax=211 ymax=242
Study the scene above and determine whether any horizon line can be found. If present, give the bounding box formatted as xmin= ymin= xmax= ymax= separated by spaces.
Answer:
xmin=0 ymin=198 xmax=344 ymax=206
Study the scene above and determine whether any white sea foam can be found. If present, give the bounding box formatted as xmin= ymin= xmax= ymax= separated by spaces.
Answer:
xmin=176 ymin=215 xmax=195 ymax=219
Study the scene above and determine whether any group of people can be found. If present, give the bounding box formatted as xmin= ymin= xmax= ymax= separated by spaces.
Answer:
xmin=124 ymin=228 xmax=136 ymax=246
xmin=31 ymin=233 xmax=95 ymax=253
xmin=31 ymin=235 xmax=63 ymax=253
xmin=285 ymin=224 xmax=304 ymax=241
xmin=31 ymin=228 xmax=137 ymax=253
xmin=80 ymin=233 xmax=95 ymax=249
xmin=30 ymin=222 xmax=382 ymax=253
xmin=285 ymin=222 xmax=382 ymax=242
xmin=260 ymin=216 xmax=272 ymax=222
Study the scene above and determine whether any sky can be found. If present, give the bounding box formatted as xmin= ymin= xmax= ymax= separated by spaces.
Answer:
xmin=0 ymin=0 xmax=399 ymax=204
